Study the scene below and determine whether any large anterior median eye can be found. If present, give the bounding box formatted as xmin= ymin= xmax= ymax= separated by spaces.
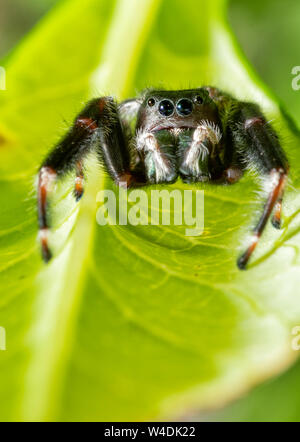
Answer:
xmin=176 ymin=98 xmax=193 ymax=116
xmin=158 ymin=99 xmax=174 ymax=116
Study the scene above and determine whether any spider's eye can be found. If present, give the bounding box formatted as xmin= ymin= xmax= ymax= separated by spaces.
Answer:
xmin=158 ymin=99 xmax=174 ymax=117
xmin=194 ymin=95 xmax=203 ymax=104
xmin=176 ymin=98 xmax=193 ymax=116
xmin=147 ymin=98 xmax=156 ymax=107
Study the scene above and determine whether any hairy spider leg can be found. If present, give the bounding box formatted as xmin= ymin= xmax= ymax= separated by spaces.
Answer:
xmin=238 ymin=169 xmax=286 ymax=269
xmin=74 ymin=160 xmax=84 ymax=201
xmin=38 ymin=166 xmax=56 ymax=262
xmin=271 ymin=190 xmax=285 ymax=229
xmin=37 ymin=97 xmax=134 ymax=262
xmin=234 ymin=105 xmax=289 ymax=269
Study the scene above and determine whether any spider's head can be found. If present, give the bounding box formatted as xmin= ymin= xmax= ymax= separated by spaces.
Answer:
xmin=137 ymin=88 xmax=217 ymax=132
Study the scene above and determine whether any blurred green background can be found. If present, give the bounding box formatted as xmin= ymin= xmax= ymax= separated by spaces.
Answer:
xmin=1 ymin=0 xmax=299 ymax=121
xmin=0 ymin=0 xmax=58 ymax=56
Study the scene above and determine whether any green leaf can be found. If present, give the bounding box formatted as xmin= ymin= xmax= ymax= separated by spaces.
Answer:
xmin=206 ymin=356 xmax=300 ymax=422
xmin=0 ymin=0 xmax=300 ymax=421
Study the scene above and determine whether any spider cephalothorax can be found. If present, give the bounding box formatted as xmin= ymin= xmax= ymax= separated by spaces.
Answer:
xmin=37 ymin=87 xmax=289 ymax=269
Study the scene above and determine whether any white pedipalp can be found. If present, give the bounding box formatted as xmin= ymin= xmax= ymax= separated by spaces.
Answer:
xmin=183 ymin=120 xmax=222 ymax=175
xmin=184 ymin=142 xmax=209 ymax=176
xmin=135 ymin=129 xmax=171 ymax=182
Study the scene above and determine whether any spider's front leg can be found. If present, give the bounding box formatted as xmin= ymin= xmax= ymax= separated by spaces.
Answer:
xmin=232 ymin=103 xmax=289 ymax=269
xmin=37 ymin=97 xmax=134 ymax=262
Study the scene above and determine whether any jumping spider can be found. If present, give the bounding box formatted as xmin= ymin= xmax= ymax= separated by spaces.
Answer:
xmin=38 ymin=87 xmax=289 ymax=269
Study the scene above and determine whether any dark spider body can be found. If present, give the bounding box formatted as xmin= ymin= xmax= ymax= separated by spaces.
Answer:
xmin=38 ymin=86 xmax=289 ymax=269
